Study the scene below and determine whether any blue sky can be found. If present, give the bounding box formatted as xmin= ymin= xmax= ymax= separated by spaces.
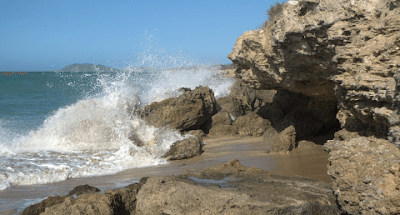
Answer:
xmin=0 ymin=0 xmax=282 ymax=71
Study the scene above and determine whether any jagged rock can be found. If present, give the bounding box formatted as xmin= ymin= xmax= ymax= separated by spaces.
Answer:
xmin=136 ymin=159 xmax=340 ymax=215
xmin=68 ymin=184 xmax=100 ymax=196
xmin=232 ymin=112 xmax=271 ymax=137
xmin=268 ymin=125 xmax=297 ymax=153
xmin=139 ymin=86 xmax=217 ymax=131
xmin=325 ymin=136 xmax=400 ymax=215
xmin=228 ymin=0 xmax=400 ymax=146
xmin=162 ymin=136 xmax=203 ymax=161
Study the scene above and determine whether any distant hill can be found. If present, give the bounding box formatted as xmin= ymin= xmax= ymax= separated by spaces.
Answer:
xmin=58 ymin=64 xmax=120 ymax=72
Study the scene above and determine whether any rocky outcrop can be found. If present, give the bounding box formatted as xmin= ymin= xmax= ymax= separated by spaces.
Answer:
xmin=228 ymin=0 xmax=400 ymax=146
xmin=325 ymin=136 xmax=400 ymax=215
xmin=22 ymin=160 xmax=340 ymax=215
xmin=229 ymin=1 xmax=400 ymax=214
xmin=139 ymin=86 xmax=217 ymax=132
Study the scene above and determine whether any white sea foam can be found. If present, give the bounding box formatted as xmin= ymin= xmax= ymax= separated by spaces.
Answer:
xmin=0 ymin=65 xmax=235 ymax=190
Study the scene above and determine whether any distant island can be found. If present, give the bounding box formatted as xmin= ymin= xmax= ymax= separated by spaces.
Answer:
xmin=58 ymin=63 xmax=120 ymax=72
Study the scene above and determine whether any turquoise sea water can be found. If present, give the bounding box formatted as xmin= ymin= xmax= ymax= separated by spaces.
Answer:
xmin=0 ymin=68 xmax=234 ymax=191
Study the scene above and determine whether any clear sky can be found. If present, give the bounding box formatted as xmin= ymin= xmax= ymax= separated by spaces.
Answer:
xmin=0 ymin=0 xmax=283 ymax=71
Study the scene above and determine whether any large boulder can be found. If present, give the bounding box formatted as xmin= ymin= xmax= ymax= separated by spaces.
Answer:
xmin=136 ymin=159 xmax=340 ymax=214
xmin=325 ymin=136 xmax=400 ymax=215
xmin=139 ymin=86 xmax=217 ymax=131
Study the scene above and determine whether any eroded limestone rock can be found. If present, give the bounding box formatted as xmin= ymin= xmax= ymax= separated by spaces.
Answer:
xmin=229 ymin=0 xmax=400 ymax=146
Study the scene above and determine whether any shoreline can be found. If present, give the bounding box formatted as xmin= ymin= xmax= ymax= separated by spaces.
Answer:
xmin=0 ymin=135 xmax=330 ymax=214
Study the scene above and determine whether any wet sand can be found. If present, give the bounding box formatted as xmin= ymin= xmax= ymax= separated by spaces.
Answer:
xmin=0 ymin=136 xmax=330 ymax=214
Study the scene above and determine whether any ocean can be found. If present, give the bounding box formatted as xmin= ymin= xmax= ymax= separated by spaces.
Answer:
xmin=0 ymin=67 xmax=235 ymax=192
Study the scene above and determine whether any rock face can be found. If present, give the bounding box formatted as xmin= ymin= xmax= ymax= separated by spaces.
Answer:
xmin=229 ymin=0 xmax=400 ymax=146
xmin=139 ymin=86 xmax=217 ymax=131
xmin=23 ymin=160 xmax=340 ymax=215
xmin=325 ymin=136 xmax=400 ymax=215
xmin=229 ymin=1 xmax=400 ymax=214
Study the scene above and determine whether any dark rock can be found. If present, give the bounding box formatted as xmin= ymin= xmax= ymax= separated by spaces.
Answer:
xmin=139 ymin=86 xmax=217 ymax=131
xmin=68 ymin=184 xmax=100 ymax=196
xmin=278 ymin=109 xmax=323 ymax=139
xmin=162 ymin=136 xmax=203 ymax=161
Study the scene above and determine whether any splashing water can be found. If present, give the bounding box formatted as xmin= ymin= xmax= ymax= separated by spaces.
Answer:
xmin=0 ymin=65 xmax=235 ymax=190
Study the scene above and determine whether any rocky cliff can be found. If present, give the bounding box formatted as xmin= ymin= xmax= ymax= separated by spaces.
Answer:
xmin=229 ymin=0 xmax=400 ymax=214
xmin=229 ymin=0 xmax=400 ymax=145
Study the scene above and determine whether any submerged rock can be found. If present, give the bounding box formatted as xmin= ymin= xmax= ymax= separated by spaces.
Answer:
xmin=139 ymin=86 xmax=217 ymax=132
